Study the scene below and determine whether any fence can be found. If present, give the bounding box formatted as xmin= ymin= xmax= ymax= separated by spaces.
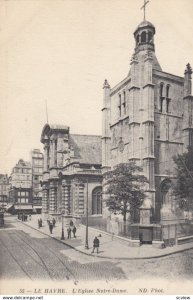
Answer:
xmin=107 ymin=218 xmax=193 ymax=245
xmin=81 ymin=215 xmax=193 ymax=245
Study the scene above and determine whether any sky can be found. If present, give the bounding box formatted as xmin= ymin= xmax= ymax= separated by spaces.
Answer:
xmin=0 ymin=0 xmax=193 ymax=175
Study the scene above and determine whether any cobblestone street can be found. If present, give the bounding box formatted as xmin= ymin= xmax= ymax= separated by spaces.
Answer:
xmin=1 ymin=216 xmax=193 ymax=284
xmin=0 ymin=217 xmax=125 ymax=281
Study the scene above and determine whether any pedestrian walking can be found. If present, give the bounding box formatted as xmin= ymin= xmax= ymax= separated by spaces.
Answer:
xmin=49 ymin=221 xmax=53 ymax=234
xmin=38 ymin=219 xmax=40 ymax=228
xmin=91 ymin=236 xmax=100 ymax=254
xmin=67 ymin=226 xmax=71 ymax=239
xmin=53 ymin=218 xmax=56 ymax=227
xmin=29 ymin=214 xmax=31 ymax=221
xmin=39 ymin=218 xmax=42 ymax=227
xmin=72 ymin=225 xmax=77 ymax=238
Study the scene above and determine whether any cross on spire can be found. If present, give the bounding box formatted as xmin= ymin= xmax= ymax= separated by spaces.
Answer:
xmin=140 ymin=0 xmax=149 ymax=21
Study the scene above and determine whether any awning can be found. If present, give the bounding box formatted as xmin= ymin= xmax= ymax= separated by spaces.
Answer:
xmin=15 ymin=205 xmax=33 ymax=210
xmin=5 ymin=204 xmax=14 ymax=210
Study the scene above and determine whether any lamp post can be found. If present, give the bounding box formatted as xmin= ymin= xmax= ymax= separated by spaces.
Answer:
xmin=61 ymin=210 xmax=65 ymax=240
xmin=18 ymin=183 xmax=22 ymax=220
xmin=85 ymin=178 xmax=89 ymax=249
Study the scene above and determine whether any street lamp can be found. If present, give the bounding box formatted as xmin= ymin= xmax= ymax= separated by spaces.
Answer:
xmin=85 ymin=178 xmax=89 ymax=249
xmin=18 ymin=183 xmax=22 ymax=220
xmin=61 ymin=210 xmax=65 ymax=240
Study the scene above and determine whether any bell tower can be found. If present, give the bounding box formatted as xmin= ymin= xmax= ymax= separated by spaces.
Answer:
xmin=128 ymin=17 xmax=160 ymax=212
xmin=134 ymin=20 xmax=155 ymax=54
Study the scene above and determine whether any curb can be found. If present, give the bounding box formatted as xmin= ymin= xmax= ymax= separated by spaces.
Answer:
xmin=17 ymin=219 xmax=193 ymax=260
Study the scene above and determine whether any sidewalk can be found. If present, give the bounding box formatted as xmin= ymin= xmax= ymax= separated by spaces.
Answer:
xmin=17 ymin=214 xmax=193 ymax=260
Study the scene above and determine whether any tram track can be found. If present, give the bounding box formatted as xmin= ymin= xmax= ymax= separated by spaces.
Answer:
xmin=13 ymin=230 xmax=78 ymax=283
xmin=0 ymin=235 xmax=34 ymax=281
xmin=9 ymin=232 xmax=53 ymax=280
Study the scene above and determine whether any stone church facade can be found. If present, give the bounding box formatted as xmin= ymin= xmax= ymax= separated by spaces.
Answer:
xmin=41 ymin=124 xmax=102 ymax=221
xmin=102 ymin=20 xmax=193 ymax=226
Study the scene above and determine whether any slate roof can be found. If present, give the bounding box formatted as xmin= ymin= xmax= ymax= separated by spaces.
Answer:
xmin=69 ymin=134 xmax=102 ymax=165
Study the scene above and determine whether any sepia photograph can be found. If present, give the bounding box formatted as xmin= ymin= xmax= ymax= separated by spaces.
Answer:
xmin=0 ymin=0 xmax=193 ymax=296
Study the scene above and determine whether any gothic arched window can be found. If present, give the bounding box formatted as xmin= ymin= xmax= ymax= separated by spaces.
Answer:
xmin=92 ymin=187 xmax=102 ymax=215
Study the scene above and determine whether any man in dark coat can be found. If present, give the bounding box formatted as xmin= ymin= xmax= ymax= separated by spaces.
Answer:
xmin=72 ymin=225 xmax=77 ymax=238
xmin=49 ymin=221 xmax=53 ymax=234
xmin=67 ymin=226 xmax=71 ymax=239
xmin=91 ymin=236 xmax=100 ymax=254
xmin=52 ymin=218 xmax=56 ymax=227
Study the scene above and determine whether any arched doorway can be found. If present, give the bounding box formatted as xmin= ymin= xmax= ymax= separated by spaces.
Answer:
xmin=92 ymin=187 xmax=102 ymax=215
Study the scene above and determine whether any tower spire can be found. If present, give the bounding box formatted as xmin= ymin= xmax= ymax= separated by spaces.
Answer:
xmin=140 ymin=0 xmax=149 ymax=21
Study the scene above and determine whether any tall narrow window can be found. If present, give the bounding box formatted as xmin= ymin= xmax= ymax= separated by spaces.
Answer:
xmin=166 ymin=99 xmax=170 ymax=113
xmin=122 ymin=91 xmax=126 ymax=115
xmin=148 ymin=31 xmax=152 ymax=42
xmin=160 ymin=83 xmax=163 ymax=97
xmin=118 ymin=94 xmax=121 ymax=117
xmin=47 ymin=147 xmax=50 ymax=169
xmin=54 ymin=140 xmax=57 ymax=166
xmin=92 ymin=187 xmax=102 ymax=215
xmin=166 ymin=85 xmax=170 ymax=98
xmin=141 ymin=31 xmax=146 ymax=43
xmin=166 ymin=85 xmax=170 ymax=113
xmin=159 ymin=83 xmax=164 ymax=112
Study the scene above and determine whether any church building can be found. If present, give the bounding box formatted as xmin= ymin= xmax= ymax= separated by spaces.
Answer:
xmin=40 ymin=124 xmax=102 ymax=221
xmin=102 ymin=15 xmax=193 ymax=232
